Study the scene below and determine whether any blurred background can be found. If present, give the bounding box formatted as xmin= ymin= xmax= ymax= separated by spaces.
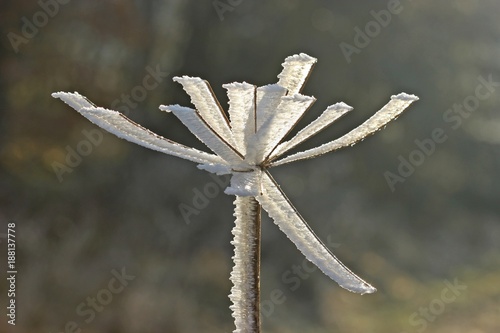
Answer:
xmin=1 ymin=1 xmax=499 ymax=332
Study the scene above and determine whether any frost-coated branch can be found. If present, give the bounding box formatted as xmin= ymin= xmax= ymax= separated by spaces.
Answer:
xmin=230 ymin=196 xmax=261 ymax=333
xmin=271 ymin=93 xmax=419 ymax=166
xmin=257 ymin=172 xmax=376 ymax=294
xmin=51 ymin=92 xmax=225 ymax=166
xmin=53 ymin=53 xmax=419 ymax=332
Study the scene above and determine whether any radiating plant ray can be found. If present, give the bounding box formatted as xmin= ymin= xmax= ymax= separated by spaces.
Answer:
xmin=53 ymin=53 xmax=418 ymax=333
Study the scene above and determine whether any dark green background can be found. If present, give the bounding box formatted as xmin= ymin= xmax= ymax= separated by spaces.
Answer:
xmin=1 ymin=1 xmax=499 ymax=332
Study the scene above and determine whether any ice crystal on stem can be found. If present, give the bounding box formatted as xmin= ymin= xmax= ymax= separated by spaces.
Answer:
xmin=52 ymin=53 xmax=418 ymax=333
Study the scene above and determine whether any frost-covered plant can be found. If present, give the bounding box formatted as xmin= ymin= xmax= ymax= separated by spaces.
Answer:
xmin=53 ymin=53 xmax=418 ymax=333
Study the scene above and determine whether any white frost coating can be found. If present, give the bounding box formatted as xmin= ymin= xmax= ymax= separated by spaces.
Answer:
xmin=52 ymin=92 xmax=223 ymax=165
xmin=270 ymin=102 xmax=353 ymax=160
xmin=223 ymin=82 xmax=257 ymax=155
xmin=52 ymin=91 xmax=95 ymax=110
xmin=247 ymin=94 xmax=316 ymax=164
xmin=197 ymin=163 xmax=232 ymax=175
xmin=392 ymin=92 xmax=419 ymax=101
xmin=255 ymin=84 xmax=288 ymax=130
xmin=271 ymin=93 xmax=419 ymax=166
xmin=225 ymin=169 xmax=262 ymax=197
xmin=160 ymin=104 xmax=243 ymax=164
xmin=229 ymin=196 xmax=260 ymax=333
xmin=257 ymin=172 xmax=376 ymax=294
xmin=53 ymin=54 xmax=420 ymax=331
xmin=277 ymin=53 xmax=317 ymax=95
xmin=173 ymin=76 xmax=237 ymax=148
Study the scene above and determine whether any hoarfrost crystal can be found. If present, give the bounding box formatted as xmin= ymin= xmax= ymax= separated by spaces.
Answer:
xmin=53 ymin=53 xmax=418 ymax=332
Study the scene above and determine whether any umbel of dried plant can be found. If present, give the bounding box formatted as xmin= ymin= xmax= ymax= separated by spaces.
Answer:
xmin=53 ymin=53 xmax=418 ymax=333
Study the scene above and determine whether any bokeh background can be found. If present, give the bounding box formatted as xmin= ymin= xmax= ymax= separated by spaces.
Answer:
xmin=1 ymin=1 xmax=500 ymax=332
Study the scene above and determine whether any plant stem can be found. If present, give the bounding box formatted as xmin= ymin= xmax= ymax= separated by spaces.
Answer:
xmin=230 ymin=196 xmax=262 ymax=333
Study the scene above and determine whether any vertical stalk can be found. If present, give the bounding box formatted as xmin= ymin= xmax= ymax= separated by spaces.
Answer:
xmin=230 ymin=196 xmax=261 ymax=333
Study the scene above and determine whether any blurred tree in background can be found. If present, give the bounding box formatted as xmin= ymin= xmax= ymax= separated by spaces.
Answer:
xmin=0 ymin=1 xmax=499 ymax=332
